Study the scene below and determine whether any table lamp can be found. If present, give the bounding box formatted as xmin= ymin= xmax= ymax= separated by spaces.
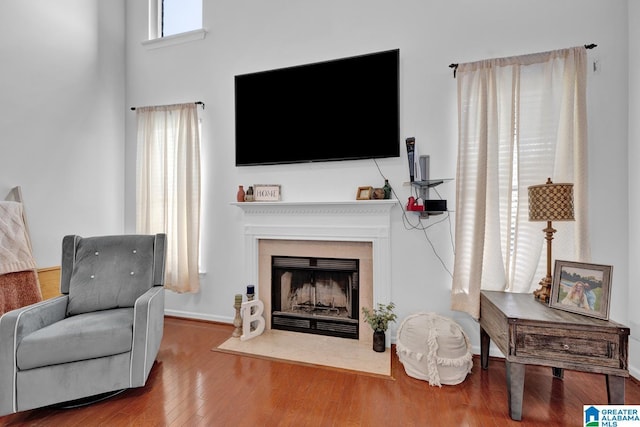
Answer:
xmin=528 ymin=178 xmax=575 ymax=303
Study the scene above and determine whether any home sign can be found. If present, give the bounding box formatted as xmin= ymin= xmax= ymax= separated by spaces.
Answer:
xmin=253 ymin=184 xmax=281 ymax=201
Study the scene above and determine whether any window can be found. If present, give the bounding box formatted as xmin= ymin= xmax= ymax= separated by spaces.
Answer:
xmin=136 ymin=103 xmax=201 ymax=293
xmin=149 ymin=0 xmax=203 ymax=40
xmin=451 ymin=46 xmax=591 ymax=319
xmin=162 ymin=0 xmax=202 ymax=37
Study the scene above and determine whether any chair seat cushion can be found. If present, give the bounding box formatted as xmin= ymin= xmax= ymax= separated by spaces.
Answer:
xmin=16 ymin=308 xmax=134 ymax=370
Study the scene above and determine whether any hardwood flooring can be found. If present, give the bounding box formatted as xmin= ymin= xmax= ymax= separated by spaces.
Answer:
xmin=1 ymin=316 xmax=639 ymax=426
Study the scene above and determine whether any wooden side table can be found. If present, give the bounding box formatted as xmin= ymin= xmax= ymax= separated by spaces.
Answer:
xmin=480 ymin=290 xmax=629 ymax=421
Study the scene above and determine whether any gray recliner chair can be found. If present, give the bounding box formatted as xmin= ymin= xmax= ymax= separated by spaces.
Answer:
xmin=0 ymin=234 xmax=166 ymax=415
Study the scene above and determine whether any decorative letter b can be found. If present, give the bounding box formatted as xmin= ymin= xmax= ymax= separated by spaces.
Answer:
xmin=241 ymin=299 xmax=265 ymax=341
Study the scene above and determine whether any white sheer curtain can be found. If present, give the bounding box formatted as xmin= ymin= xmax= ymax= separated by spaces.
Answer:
xmin=451 ymin=47 xmax=590 ymax=318
xmin=136 ymin=103 xmax=201 ymax=293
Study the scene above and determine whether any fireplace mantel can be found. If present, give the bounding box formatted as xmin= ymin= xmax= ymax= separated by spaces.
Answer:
xmin=233 ymin=200 xmax=396 ymax=312
xmin=231 ymin=200 xmax=396 ymax=216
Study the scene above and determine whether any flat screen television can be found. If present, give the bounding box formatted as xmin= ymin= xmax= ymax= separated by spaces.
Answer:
xmin=235 ymin=49 xmax=400 ymax=166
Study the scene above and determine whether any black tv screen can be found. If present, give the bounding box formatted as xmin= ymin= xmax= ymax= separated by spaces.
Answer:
xmin=235 ymin=49 xmax=400 ymax=166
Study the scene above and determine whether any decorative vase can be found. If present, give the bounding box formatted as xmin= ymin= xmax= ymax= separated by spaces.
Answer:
xmin=373 ymin=330 xmax=386 ymax=352
xmin=245 ymin=186 xmax=254 ymax=202
xmin=237 ymin=185 xmax=245 ymax=202
xmin=383 ymin=179 xmax=392 ymax=199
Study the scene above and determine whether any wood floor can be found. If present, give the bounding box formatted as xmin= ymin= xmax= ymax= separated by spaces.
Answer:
xmin=1 ymin=317 xmax=639 ymax=426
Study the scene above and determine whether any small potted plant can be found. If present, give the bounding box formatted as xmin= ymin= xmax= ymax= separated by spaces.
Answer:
xmin=362 ymin=302 xmax=397 ymax=352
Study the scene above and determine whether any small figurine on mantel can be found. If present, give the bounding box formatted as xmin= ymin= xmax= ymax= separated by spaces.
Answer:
xmin=372 ymin=188 xmax=386 ymax=199
xmin=244 ymin=186 xmax=255 ymax=202
xmin=372 ymin=179 xmax=393 ymax=199
xmin=383 ymin=179 xmax=392 ymax=199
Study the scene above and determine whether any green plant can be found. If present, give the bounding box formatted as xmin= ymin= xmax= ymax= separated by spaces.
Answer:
xmin=362 ymin=302 xmax=397 ymax=332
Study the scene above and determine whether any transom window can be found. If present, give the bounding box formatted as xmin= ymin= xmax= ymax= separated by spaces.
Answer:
xmin=152 ymin=0 xmax=202 ymax=38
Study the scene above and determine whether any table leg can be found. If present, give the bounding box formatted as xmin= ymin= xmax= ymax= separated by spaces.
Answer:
xmin=480 ymin=326 xmax=490 ymax=370
xmin=606 ymin=375 xmax=625 ymax=404
xmin=552 ymin=367 xmax=564 ymax=379
xmin=506 ymin=361 xmax=525 ymax=421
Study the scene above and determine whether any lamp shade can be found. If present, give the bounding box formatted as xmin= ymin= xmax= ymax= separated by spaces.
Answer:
xmin=528 ymin=180 xmax=575 ymax=222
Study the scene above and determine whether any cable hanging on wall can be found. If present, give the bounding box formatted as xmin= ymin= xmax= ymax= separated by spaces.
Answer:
xmin=448 ymin=43 xmax=597 ymax=78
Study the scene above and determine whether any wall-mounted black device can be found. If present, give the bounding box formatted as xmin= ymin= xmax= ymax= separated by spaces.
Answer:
xmin=425 ymin=200 xmax=447 ymax=212
xmin=405 ymin=137 xmax=415 ymax=182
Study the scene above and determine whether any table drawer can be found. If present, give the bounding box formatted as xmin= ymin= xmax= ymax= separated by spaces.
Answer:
xmin=515 ymin=325 xmax=621 ymax=368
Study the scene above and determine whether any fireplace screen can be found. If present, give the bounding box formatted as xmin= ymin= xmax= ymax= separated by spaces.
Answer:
xmin=271 ymin=256 xmax=359 ymax=339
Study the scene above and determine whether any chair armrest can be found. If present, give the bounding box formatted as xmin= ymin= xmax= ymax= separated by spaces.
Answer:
xmin=0 ymin=295 xmax=68 ymax=416
xmin=2 ymin=296 xmax=68 ymax=342
xmin=130 ymin=286 xmax=164 ymax=387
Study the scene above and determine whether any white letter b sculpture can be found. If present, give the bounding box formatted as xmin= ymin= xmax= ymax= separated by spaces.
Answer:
xmin=241 ymin=299 xmax=265 ymax=341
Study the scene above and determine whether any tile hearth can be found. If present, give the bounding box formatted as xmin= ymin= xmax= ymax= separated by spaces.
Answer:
xmin=215 ymin=329 xmax=391 ymax=377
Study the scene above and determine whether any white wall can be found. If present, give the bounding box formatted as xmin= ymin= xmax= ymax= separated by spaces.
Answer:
xmin=0 ymin=0 xmax=126 ymax=266
xmin=125 ymin=0 xmax=635 ymax=373
xmin=0 ymin=0 xmax=610 ymax=375
xmin=628 ymin=1 xmax=640 ymax=379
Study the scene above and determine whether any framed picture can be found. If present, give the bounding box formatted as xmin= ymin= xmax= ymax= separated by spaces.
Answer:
xmin=253 ymin=184 xmax=281 ymax=202
xmin=356 ymin=186 xmax=373 ymax=200
xmin=550 ymin=260 xmax=613 ymax=320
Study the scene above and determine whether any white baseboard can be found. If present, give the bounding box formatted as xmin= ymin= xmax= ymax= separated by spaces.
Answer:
xmin=630 ymin=366 xmax=640 ymax=381
xmin=164 ymin=308 xmax=232 ymax=325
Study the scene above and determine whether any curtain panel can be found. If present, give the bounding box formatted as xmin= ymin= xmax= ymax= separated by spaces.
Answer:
xmin=451 ymin=47 xmax=590 ymax=319
xmin=136 ymin=103 xmax=201 ymax=293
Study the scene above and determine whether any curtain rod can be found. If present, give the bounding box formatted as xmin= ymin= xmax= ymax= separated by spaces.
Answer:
xmin=448 ymin=44 xmax=597 ymax=78
xmin=130 ymin=101 xmax=205 ymax=111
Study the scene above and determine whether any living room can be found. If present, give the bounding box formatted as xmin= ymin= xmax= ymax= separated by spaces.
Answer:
xmin=2 ymin=0 xmax=639 ymax=423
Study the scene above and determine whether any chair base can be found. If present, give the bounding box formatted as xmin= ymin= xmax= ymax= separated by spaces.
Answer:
xmin=51 ymin=389 xmax=126 ymax=409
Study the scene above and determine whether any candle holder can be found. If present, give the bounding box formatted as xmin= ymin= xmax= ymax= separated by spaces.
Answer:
xmin=247 ymin=290 xmax=255 ymax=332
xmin=232 ymin=294 xmax=243 ymax=337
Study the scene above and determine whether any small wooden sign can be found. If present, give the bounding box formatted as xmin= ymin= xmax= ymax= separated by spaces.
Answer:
xmin=254 ymin=184 xmax=281 ymax=201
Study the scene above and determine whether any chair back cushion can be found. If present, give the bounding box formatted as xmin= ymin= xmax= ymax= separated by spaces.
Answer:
xmin=66 ymin=235 xmax=157 ymax=316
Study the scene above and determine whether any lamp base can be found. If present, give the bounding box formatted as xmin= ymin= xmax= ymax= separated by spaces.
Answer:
xmin=533 ymin=276 xmax=552 ymax=304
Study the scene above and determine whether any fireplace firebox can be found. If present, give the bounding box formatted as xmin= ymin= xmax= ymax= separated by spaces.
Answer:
xmin=271 ymin=255 xmax=359 ymax=339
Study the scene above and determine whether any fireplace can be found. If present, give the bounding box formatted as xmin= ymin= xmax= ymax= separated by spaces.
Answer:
xmin=233 ymin=200 xmax=395 ymax=346
xmin=259 ymin=239 xmax=374 ymax=342
xmin=271 ymin=255 xmax=359 ymax=339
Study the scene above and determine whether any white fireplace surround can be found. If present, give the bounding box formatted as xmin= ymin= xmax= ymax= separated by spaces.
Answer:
xmin=233 ymin=200 xmax=396 ymax=319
